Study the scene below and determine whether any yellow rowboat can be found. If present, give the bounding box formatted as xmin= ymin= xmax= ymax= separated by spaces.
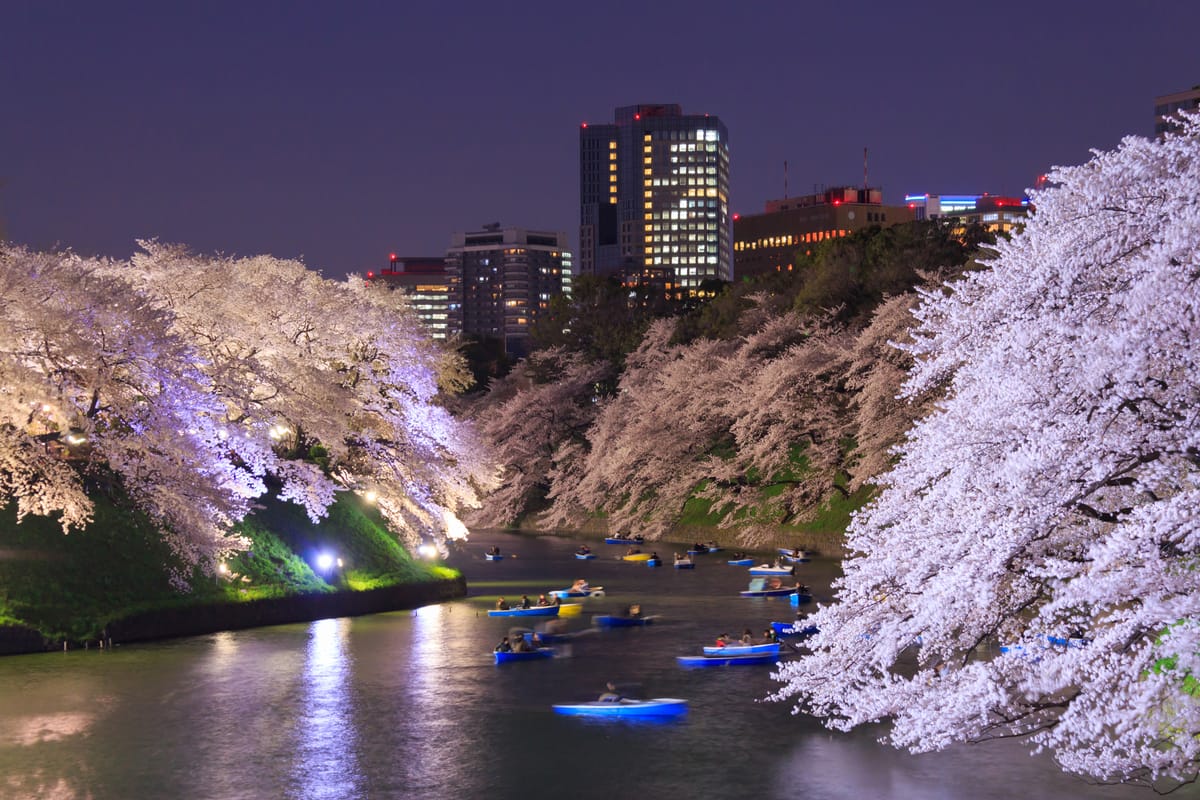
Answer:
xmin=557 ymin=603 xmax=584 ymax=617
xmin=623 ymin=553 xmax=653 ymax=562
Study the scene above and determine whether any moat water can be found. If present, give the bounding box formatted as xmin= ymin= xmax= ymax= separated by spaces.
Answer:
xmin=0 ymin=531 xmax=1187 ymax=799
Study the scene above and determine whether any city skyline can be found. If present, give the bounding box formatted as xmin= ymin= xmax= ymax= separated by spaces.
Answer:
xmin=3 ymin=1 xmax=1199 ymax=282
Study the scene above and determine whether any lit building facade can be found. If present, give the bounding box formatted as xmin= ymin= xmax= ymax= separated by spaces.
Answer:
xmin=904 ymin=193 xmax=1032 ymax=236
xmin=579 ymin=104 xmax=731 ymax=294
xmin=445 ymin=226 xmax=572 ymax=358
xmin=1155 ymin=84 xmax=1200 ymax=139
xmin=733 ymin=187 xmax=914 ymax=278
xmin=366 ymin=255 xmax=451 ymax=340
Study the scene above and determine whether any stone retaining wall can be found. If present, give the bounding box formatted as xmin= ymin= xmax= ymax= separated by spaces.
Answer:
xmin=0 ymin=576 xmax=467 ymax=656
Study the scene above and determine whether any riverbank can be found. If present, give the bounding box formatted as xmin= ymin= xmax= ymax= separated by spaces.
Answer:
xmin=0 ymin=575 xmax=466 ymax=656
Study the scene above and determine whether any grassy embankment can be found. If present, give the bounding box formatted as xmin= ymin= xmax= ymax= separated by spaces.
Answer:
xmin=0 ymin=491 xmax=457 ymax=642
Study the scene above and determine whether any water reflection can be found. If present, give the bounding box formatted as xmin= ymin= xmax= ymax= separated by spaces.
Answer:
xmin=293 ymin=617 xmax=361 ymax=799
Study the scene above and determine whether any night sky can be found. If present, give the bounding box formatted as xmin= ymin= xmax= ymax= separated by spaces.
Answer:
xmin=4 ymin=1 xmax=1198 ymax=282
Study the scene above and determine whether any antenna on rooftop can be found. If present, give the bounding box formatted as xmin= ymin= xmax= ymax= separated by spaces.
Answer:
xmin=863 ymin=147 xmax=868 ymax=191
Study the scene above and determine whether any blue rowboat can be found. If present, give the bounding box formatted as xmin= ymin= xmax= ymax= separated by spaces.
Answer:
xmin=778 ymin=548 xmax=813 ymax=562
xmin=548 ymin=586 xmax=605 ymax=599
xmin=485 ymin=553 xmax=504 ymax=561
xmin=726 ymin=558 xmax=754 ymax=566
xmin=789 ymin=592 xmax=814 ymax=606
xmin=605 ymin=536 xmax=645 ymax=545
xmin=593 ymin=614 xmax=656 ymax=628
xmin=702 ymin=642 xmax=780 ymax=656
xmin=488 ymin=606 xmax=560 ymax=617
xmin=574 ymin=552 xmax=596 ymax=560
xmin=552 ymin=698 xmax=688 ymax=718
xmin=494 ymin=647 xmax=555 ymax=663
xmin=646 ymin=558 xmax=662 ymax=567
xmin=748 ymin=565 xmax=793 ymax=576
xmin=676 ymin=653 xmax=778 ymax=668
xmin=1045 ymin=634 xmax=1090 ymax=648
xmin=673 ymin=559 xmax=694 ymax=569
xmin=772 ymin=621 xmax=818 ymax=639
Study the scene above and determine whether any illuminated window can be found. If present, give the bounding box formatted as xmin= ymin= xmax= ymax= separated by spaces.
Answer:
xmin=608 ymin=141 xmax=616 ymax=150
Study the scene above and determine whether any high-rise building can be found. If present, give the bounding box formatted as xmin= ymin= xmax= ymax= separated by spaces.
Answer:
xmin=734 ymin=187 xmax=915 ymax=279
xmin=1155 ymin=84 xmax=1200 ymax=139
xmin=366 ymin=255 xmax=451 ymax=340
xmin=445 ymin=226 xmax=572 ymax=358
xmin=579 ymin=104 xmax=731 ymax=294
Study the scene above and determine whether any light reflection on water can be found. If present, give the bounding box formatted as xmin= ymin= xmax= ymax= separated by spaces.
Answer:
xmin=293 ymin=617 xmax=360 ymax=800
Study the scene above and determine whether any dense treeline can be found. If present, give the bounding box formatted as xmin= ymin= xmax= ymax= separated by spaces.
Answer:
xmin=468 ymin=220 xmax=988 ymax=543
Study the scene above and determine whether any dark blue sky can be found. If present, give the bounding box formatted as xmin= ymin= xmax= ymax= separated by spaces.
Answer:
xmin=4 ymin=1 xmax=1198 ymax=282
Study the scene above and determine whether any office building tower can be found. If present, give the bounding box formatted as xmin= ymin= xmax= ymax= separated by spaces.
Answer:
xmin=445 ymin=226 xmax=572 ymax=358
xmin=1155 ymin=84 xmax=1200 ymax=139
xmin=579 ymin=104 xmax=731 ymax=293
xmin=734 ymin=187 xmax=915 ymax=278
xmin=366 ymin=255 xmax=451 ymax=340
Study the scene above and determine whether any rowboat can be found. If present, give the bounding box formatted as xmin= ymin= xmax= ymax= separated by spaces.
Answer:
xmin=551 ymin=698 xmax=688 ymax=718
xmin=726 ymin=558 xmax=754 ymax=566
xmin=548 ymin=586 xmax=605 ymax=599
xmin=494 ymin=647 xmax=554 ymax=663
xmin=574 ymin=552 xmax=596 ymax=560
xmin=748 ymin=565 xmax=794 ymax=576
xmin=789 ymin=592 xmax=814 ymax=606
xmin=623 ymin=552 xmax=652 ymax=562
xmin=771 ymin=621 xmax=819 ymax=639
xmin=676 ymin=652 xmax=778 ymax=667
xmin=605 ymin=536 xmax=645 ymax=545
xmin=557 ymin=603 xmax=584 ymax=617
xmin=702 ymin=642 xmax=780 ymax=656
xmin=646 ymin=557 xmax=662 ymax=567
xmin=777 ymin=548 xmax=813 ymax=562
xmin=488 ymin=606 xmax=560 ymax=617
xmin=593 ymin=614 xmax=656 ymax=628
xmin=673 ymin=558 xmax=694 ymax=569
xmin=739 ymin=578 xmax=796 ymax=597
xmin=485 ymin=553 xmax=504 ymax=561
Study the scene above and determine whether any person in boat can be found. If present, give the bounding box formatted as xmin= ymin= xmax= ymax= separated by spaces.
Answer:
xmin=766 ymin=576 xmax=783 ymax=589
xmin=622 ymin=603 xmax=642 ymax=619
xmin=489 ymin=546 xmax=501 ymax=556
xmin=550 ymin=593 xmax=562 ymax=606
xmin=798 ymin=583 xmax=811 ymax=595
xmin=599 ymin=681 xmax=622 ymax=702
xmin=571 ymin=578 xmax=590 ymax=593
xmin=520 ymin=594 xmax=532 ymax=609
xmin=731 ymin=551 xmax=746 ymax=560
xmin=577 ymin=544 xmax=591 ymax=555
xmin=763 ymin=627 xmax=777 ymax=643
xmin=650 ymin=551 xmax=660 ymax=561
xmin=536 ymin=594 xmax=550 ymax=606
xmin=495 ymin=597 xmax=510 ymax=610
xmin=495 ymin=636 xmax=512 ymax=653
xmin=715 ymin=633 xmax=730 ymax=647
xmin=741 ymin=628 xmax=754 ymax=645
xmin=625 ymin=545 xmax=641 ymax=556
xmin=511 ymin=634 xmax=531 ymax=653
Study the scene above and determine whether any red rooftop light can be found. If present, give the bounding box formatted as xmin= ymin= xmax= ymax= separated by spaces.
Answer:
xmin=367 ymin=271 xmax=375 ymax=278
xmin=389 ymin=253 xmax=397 ymax=260
xmin=581 ymin=122 xmax=588 ymax=128
xmin=732 ymin=213 xmax=740 ymax=220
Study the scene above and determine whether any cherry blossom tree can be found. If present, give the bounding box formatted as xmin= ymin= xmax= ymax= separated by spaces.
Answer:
xmin=772 ymin=118 xmax=1200 ymax=785
xmin=115 ymin=242 xmax=494 ymax=555
xmin=0 ymin=246 xmax=265 ymax=575
xmin=465 ymin=348 xmax=610 ymax=527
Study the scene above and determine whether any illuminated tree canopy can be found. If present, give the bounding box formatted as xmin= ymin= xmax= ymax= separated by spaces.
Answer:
xmin=772 ymin=118 xmax=1200 ymax=785
xmin=0 ymin=242 xmax=493 ymax=580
